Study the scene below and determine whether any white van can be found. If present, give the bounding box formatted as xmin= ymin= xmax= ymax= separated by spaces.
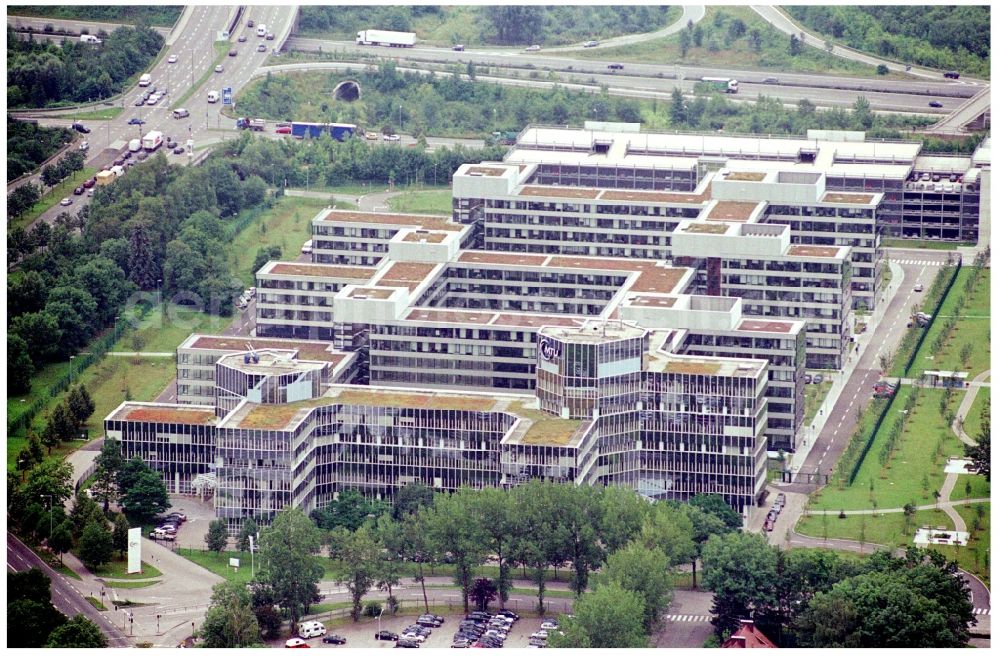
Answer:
xmin=139 ymin=73 xmax=152 ymax=87
xmin=128 ymin=138 xmax=142 ymax=152
xmin=298 ymin=621 xmax=326 ymax=639
xmin=206 ymin=90 xmax=219 ymax=104
xmin=301 ymin=239 xmax=313 ymax=255
xmin=173 ymin=108 xmax=190 ymax=119
xmin=256 ymin=24 xmax=267 ymax=37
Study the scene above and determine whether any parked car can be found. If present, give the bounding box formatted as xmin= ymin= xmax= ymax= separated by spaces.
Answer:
xmin=134 ymin=96 xmax=146 ymax=106
xmin=83 ymin=178 xmax=96 ymax=189
xmin=276 ymin=126 xmax=292 ymax=134
xmin=395 ymin=639 xmax=419 ymax=648
xmin=451 ymin=639 xmax=471 ymax=648
xmin=247 ymin=19 xmax=255 ymax=27
xmin=72 ymin=122 xmax=90 ymax=134
xmin=166 ymin=139 xmax=178 ymax=149
xmin=321 ymin=635 xmax=346 ymax=645
xmin=59 ymin=197 xmax=73 ymax=206
xmin=531 ymin=631 xmax=549 ymax=640
xmin=73 ymin=186 xmax=84 ymax=195
xmin=365 ymin=131 xmax=380 ymax=140
xmin=540 ymin=621 xmax=559 ymax=631
xmin=167 ymin=54 xmax=178 ymax=63
xmin=284 ymin=638 xmax=310 ymax=648
xmin=375 ymin=631 xmax=399 ymax=641
xmin=495 ymin=610 xmax=519 ymax=621
xmin=929 ymin=101 xmax=943 ymax=108
xmin=803 ymin=373 xmax=812 ymax=384
xmin=79 ymin=140 xmax=89 ymax=151
xmin=401 ymin=633 xmax=426 ymax=643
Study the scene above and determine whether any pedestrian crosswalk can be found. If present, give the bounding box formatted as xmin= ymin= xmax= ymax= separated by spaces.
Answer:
xmin=665 ymin=614 xmax=712 ymax=623
xmin=973 ymin=608 xmax=991 ymax=615
xmin=888 ymin=259 xmax=949 ymax=266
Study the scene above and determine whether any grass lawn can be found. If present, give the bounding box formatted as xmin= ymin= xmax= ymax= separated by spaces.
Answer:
xmin=105 ymin=579 xmax=160 ymax=589
xmin=70 ymin=107 xmax=124 ymax=121
xmin=89 ymin=557 xmax=163 ymax=579
xmin=11 ymin=167 xmax=98 ymax=232
xmin=387 ymin=189 xmax=453 ymax=215
xmin=230 ymin=196 xmax=330 ymax=286
xmin=809 ymin=387 xmax=965 ymax=511
xmin=803 ymin=380 xmax=833 ymax=427
xmin=571 ymin=6 xmax=878 ymax=77
xmin=86 ymin=596 xmax=107 ymax=610
xmin=7 ymin=360 xmax=72 ymax=430
xmin=883 ymin=239 xmax=968 ymax=250
xmin=908 ymin=269 xmax=990 ymax=377
xmin=962 ymin=386 xmax=988 ymax=442
xmin=952 ymin=503 xmax=990 ymax=586
xmin=953 ymin=473 xmax=990 ymax=502
xmin=55 ymin=562 xmax=83 ymax=580
xmin=110 ymin=303 xmax=229 ymax=353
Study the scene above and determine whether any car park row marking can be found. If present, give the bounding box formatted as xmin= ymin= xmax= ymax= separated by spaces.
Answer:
xmin=665 ymin=614 xmax=713 ymax=623
xmin=973 ymin=608 xmax=991 ymax=615
xmin=888 ymin=259 xmax=949 ymax=266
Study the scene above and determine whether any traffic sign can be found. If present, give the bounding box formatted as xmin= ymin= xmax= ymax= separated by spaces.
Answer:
xmin=222 ymin=87 xmax=233 ymax=105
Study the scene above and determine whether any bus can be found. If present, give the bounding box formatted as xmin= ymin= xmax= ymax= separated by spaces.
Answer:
xmin=700 ymin=77 xmax=739 ymax=94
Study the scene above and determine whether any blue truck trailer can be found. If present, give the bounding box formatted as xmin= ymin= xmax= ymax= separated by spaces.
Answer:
xmin=290 ymin=122 xmax=357 ymax=141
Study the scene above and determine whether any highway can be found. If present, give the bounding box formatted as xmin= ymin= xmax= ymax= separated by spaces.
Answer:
xmin=7 ymin=534 xmax=132 ymax=647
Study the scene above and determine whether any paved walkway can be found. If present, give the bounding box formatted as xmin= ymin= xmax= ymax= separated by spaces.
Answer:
xmin=804 ymin=498 xmax=990 ymax=516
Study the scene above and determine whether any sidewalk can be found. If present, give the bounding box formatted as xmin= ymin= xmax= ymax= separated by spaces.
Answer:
xmin=787 ymin=261 xmax=903 ymax=472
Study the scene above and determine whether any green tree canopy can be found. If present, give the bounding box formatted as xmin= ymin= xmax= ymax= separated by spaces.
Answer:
xmin=549 ymin=582 xmax=648 ymax=649
xmin=44 ymin=615 xmax=107 ymax=648
xmin=79 ymin=519 xmax=114 ymax=570
xmin=121 ymin=469 xmax=169 ymax=522
xmin=702 ymin=532 xmax=778 ymax=637
xmin=257 ymin=508 xmax=324 ymax=626
xmin=205 ymin=519 xmax=229 ymax=553
xmin=601 ymin=540 xmax=674 ymax=631
xmin=198 ymin=580 xmax=262 ymax=647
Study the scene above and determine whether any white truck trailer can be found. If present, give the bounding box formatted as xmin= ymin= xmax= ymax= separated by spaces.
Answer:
xmin=355 ymin=30 xmax=416 ymax=47
xmin=142 ymin=130 xmax=163 ymax=151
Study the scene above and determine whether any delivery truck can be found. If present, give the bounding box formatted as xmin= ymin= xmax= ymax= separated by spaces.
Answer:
xmin=290 ymin=122 xmax=356 ymax=141
xmin=699 ymin=77 xmax=739 ymax=94
xmin=142 ymin=130 xmax=163 ymax=151
xmin=96 ymin=170 xmax=116 ymax=186
xmin=236 ymin=117 xmax=266 ymax=131
xmin=355 ymin=29 xmax=416 ymax=47
xmin=138 ymin=73 xmax=152 ymax=87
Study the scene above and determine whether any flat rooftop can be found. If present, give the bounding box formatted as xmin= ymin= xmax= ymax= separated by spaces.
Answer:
xmin=349 ymin=287 xmax=397 ymax=300
xmin=737 ymin=319 xmax=796 ymax=334
xmin=787 ymin=245 xmax=843 ymax=259
xmin=375 ymin=262 xmax=439 ymax=290
xmin=821 ymin=192 xmax=877 ymax=205
xmin=722 ymin=171 xmax=767 ymax=182
xmin=112 ymin=404 xmax=218 ymax=426
xmin=681 ymin=222 xmax=729 ymax=234
xmin=520 ymin=185 xmax=601 ymax=200
xmin=627 ymin=295 xmax=677 ymax=308
xmin=457 ymin=252 xmax=549 ymax=267
xmin=218 ymin=349 xmax=327 ymax=375
xmin=540 ymin=320 xmax=645 ymax=343
xmin=465 ymin=165 xmax=512 ymax=177
xmin=647 ymin=354 xmax=766 ymax=378
xmin=264 ymin=262 xmax=377 ymax=279
xmin=405 ymin=308 xmax=585 ymax=329
xmin=181 ymin=335 xmax=349 ymax=364
xmin=316 ymin=209 xmax=462 ymax=232
xmin=706 ymin=201 xmax=760 ymax=222
xmin=599 ymin=188 xmax=709 ymax=204
xmin=402 ymin=231 xmax=448 ymax=243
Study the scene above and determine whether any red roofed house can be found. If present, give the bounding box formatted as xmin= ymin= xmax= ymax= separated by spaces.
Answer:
xmin=722 ymin=619 xmax=777 ymax=648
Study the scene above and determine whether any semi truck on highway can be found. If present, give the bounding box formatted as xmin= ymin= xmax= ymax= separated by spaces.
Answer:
xmin=355 ymin=30 xmax=416 ymax=47
xmin=236 ymin=117 xmax=266 ymax=131
xmin=142 ymin=130 xmax=163 ymax=151
xmin=699 ymin=77 xmax=739 ymax=94
xmin=291 ymin=122 xmax=357 ymax=141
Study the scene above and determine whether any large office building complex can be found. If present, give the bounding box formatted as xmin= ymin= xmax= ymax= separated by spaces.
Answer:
xmin=105 ymin=124 xmax=989 ymax=527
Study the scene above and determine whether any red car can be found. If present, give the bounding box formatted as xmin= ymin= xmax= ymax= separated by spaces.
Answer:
xmin=276 ymin=126 xmax=291 ymax=134
xmin=83 ymin=178 xmax=96 ymax=189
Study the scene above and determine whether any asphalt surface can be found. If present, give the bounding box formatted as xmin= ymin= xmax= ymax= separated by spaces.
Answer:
xmin=7 ymin=534 xmax=133 ymax=647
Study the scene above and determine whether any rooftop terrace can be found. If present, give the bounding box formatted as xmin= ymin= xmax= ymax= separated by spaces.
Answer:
xmin=182 ymin=336 xmax=349 ymax=364
xmin=519 ymin=185 xmax=602 ymax=200
xmin=821 ymin=192 xmax=877 ymax=205
xmin=737 ymin=319 xmax=796 ymax=334
xmin=706 ymin=201 xmax=761 ymax=222
xmin=787 ymin=245 xmax=843 ymax=259
xmin=375 ymin=262 xmax=439 ymax=290
xmin=265 ymin=262 xmax=376 ymax=279
xmin=317 ymin=209 xmax=462 ymax=232
xmin=113 ymin=404 xmax=218 ymax=426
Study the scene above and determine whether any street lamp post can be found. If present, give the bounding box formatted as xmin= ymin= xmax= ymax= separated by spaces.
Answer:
xmin=69 ymin=355 xmax=76 ymax=385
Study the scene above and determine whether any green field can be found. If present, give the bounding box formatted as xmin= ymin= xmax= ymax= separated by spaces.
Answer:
xmin=953 ymin=503 xmax=991 ymax=585
xmin=803 ymin=380 xmax=833 ymax=427
xmin=571 ymin=5 xmax=878 ymax=77
xmin=87 ymin=557 xmax=162 ymax=579
xmin=908 ymin=268 xmax=990 ymax=377
xmin=109 ymin=304 xmax=229 ymax=353
xmin=809 ymin=387 xmax=966 ymax=511
xmin=11 ymin=167 xmax=97 ymax=232
xmin=105 ymin=579 xmax=160 ymax=589
xmin=230 ymin=196 xmax=331 ymax=286
xmin=883 ymin=239 xmax=967 ymax=251
xmin=386 ymin=189 xmax=454 ymax=215
xmin=962 ymin=387 xmax=988 ymax=443
xmin=68 ymin=107 xmax=124 ymax=121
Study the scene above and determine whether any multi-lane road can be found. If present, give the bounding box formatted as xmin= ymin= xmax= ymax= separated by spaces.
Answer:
xmin=8 ymin=534 xmax=132 ymax=647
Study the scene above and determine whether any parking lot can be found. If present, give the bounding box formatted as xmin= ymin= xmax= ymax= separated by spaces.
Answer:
xmin=267 ymin=611 xmax=550 ymax=649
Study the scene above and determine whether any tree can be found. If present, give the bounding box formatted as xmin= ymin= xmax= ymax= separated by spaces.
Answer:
xmin=7 ymin=599 xmax=67 ymax=648
xmin=669 ymin=87 xmax=687 ymax=127
xmin=902 ymin=502 xmax=917 ymax=535
xmin=553 ymin=484 xmax=604 ymax=596
xmin=639 ymin=503 xmax=696 ymax=567
xmin=470 ymin=577 xmax=498 ymax=611
xmin=747 ymin=29 xmax=763 ymax=52
xmin=237 ymin=517 xmax=259 ymax=553
xmin=689 ymin=494 xmax=742 ymax=532
xmin=8 ymin=333 xmax=35 ymax=395
xmin=473 ymin=486 xmax=518 ymax=604
xmin=878 ymin=352 xmax=891 ymax=372
xmin=959 ymin=343 xmax=973 ymax=367
xmin=549 ymin=583 xmax=648 ymax=648
xmin=311 ymin=488 xmax=389 ymax=531
xmin=602 ymin=540 xmax=673 ymax=631
xmin=789 ymin=34 xmax=803 ymax=56
xmin=110 ymin=513 xmax=131 ymax=558
xmin=257 ymin=508 xmax=324 ymax=627
xmin=248 ymin=582 xmax=283 ymax=640
xmin=679 ymin=29 xmax=691 ymax=57
xmin=598 ymin=485 xmax=651 ymax=555
xmin=852 ymin=96 xmax=874 ymax=130
xmin=92 ymin=437 xmax=123 ymax=512
xmin=423 ymin=488 xmax=488 ymax=612
xmin=45 ymin=615 xmax=107 ymax=647
xmin=45 ymin=402 xmax=79 ymax=446
xmin=11 ymin=311 xmax=62 ymax=362
xmin=373 ymin=514 xmax=403 ymax=612
xmin=702 ymin=532 xmax=778 ymax=637
xmin=198 ymin=580 xmax=262 ymax=647
xmin=206 ymin=519 xmax=230 ymax=552
xmin=964 ymin=398 xmax=990 ymax=480
xmin=250 ymin=245 xmax=282 ymax=278
xmin=8 ymin=182 xmax=42 ymax=219
xmin=49 ymin=520 xmax=74 ymax=563
xmin=391 ymin=481 xmax=435 ymax=521
xmin=876 ymin=64 xmax=889 ymax=75
xmin=692 ymin=24 xmax=703 ymax=47
xmin=399 ymin=513 xmax=438 ymax=614
xmin=330 ymin=524 xmax=381 ymax=621
xmin=121 ymin=469 xmax=170 ymax=522
xmin=511 ymin=481 xmax=563 ymax=612
xmin=79 ymin=520 xmax=114 ymax=570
